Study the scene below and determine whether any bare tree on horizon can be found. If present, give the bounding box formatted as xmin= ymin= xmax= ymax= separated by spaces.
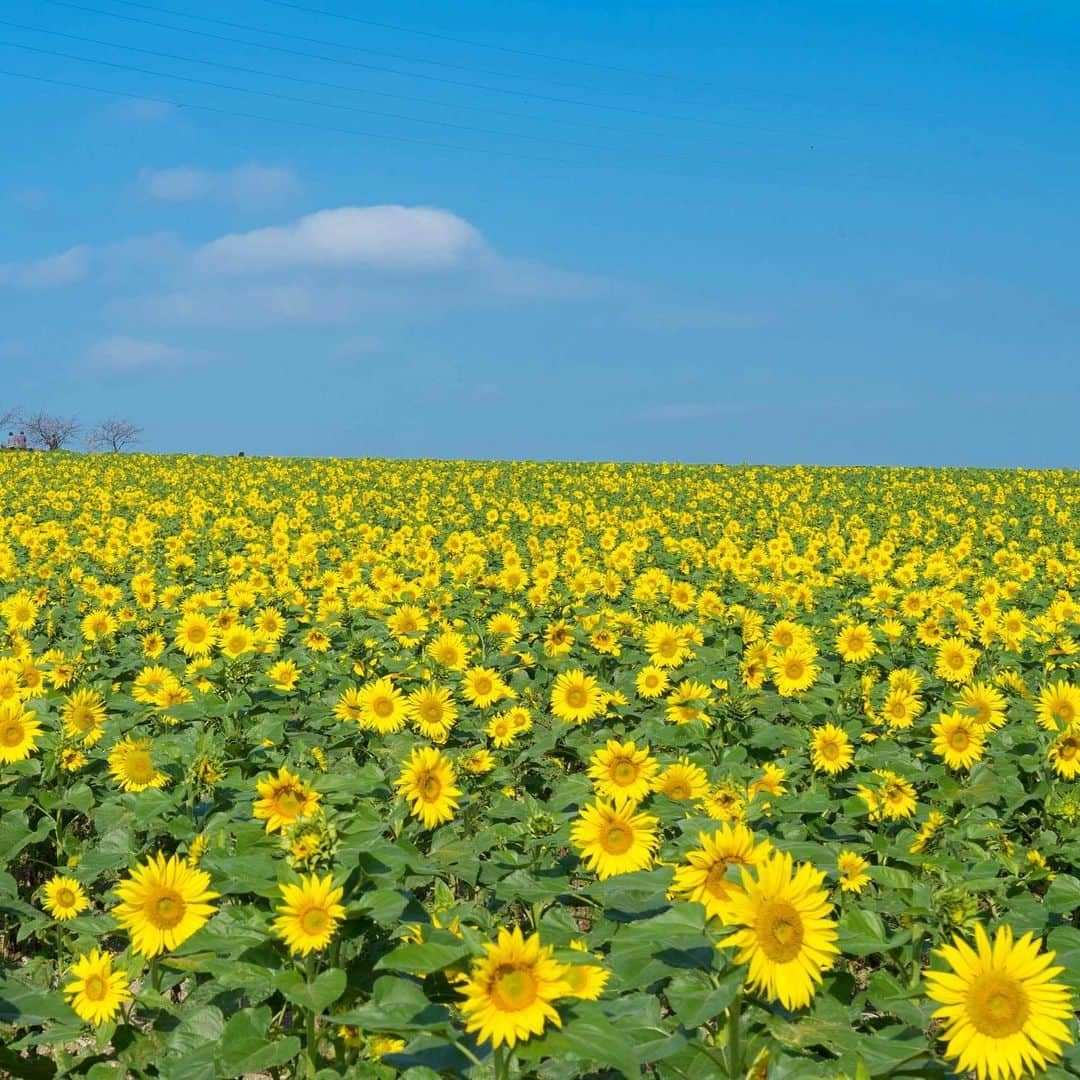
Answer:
xmin=24 ymin=412 xmax=80 ymax=451
xmin=87 ymin=418 xmax=143 ymax=453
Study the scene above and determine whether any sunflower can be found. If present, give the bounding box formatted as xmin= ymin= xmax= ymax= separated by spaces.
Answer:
xmin=219 ymin=624 xmax=256 ymax=660
xmin=717 ymin=851 xmax=839 ymax=1010
xmin=932 ymin=711 xmax=987 ymax=771
xmin=924 ymin=923 xmax=1074 ymax=1080
xmin=703 ymin=782 xmax=746 ymax=823
xmin=272 ymin=873 xmax=346 ymax=956
xmin=668 ymin=824 xmax=773 ymax=919
xmin=653 ymin=758 xmax=710 ymax=802
xmin=113 ymin=852 xmax=219 ymax=957
xmin=1036 ymin=681 xmax=1080 ymax=732
xmin=132 ymin=665 xmax=178 ymax=705
xmin=267 ymin=658 xmax=300 ymax=691
xmin=458 ymin=927 xmax=570 ymax=1049
xmin=836 ymin=851 xmax=871 ymax=894
xmin=356 ymin=677 xmax=407 ymax=734
xmin=809 ymin=723 xmax=854 ymax=775
xmin=935 ymin=637 xmax=979 ymax=684
xmin=427 ymin=630 xmax=470 ymax=671
xmin=108 ymin=736 xmax=169 ymax=792
xmin=333 ymin=687 xmax=364 ymax=723
xmin=559 ymin=959 xmax=610 ymax=1001
xmin=957 ymin=681 xmax=1008 ymax=729
xmin=643 ymin=621 xmax=689 ymax=668
xmin=61 ymin=687 xmax=107 ymax=746
xmin=406 ymin=684 xmax=458 ymax=741
xmin=881 ymin=688 xmax=922 ymax=729
xmin=42 ymin=874 xmax=90 ymax=920
xmin=395 ymin=746 xmax=461 ymax=829
xmin=548 ymin=669 xmax=604 ymax=724
xmin=486 ymin=711 xmax=518 ymax=748
xmin=570 ymin=799 xmax=659 ymax=880
xmin=175 ymin=612 xmax=216 ymax=657
xmin=461 ymin=666 xmax=509 ymax=709
xmin=587 ymin=739 xmax=658 ymax=803
xmin=63 ymin=949 xmax=131 ymax=1026
xmin=543 ymin=620 xmax=575 ymax=657
xmin=253 ymin=766 xmax=321 ymax=833
xmin=665 ymin=679 xmax=714 ymax=726
xmin=771 ymin=643 xmax=820 ymax=697
xmin=1047 ymin=729 xmax=1080 ymax=780
xmin=0 ymin=702 xmax=43 ymax=764
xmin=875 ymin=770 xmax=918 ymax=819
xmin=747 ymin=764 xmax=784 ymax=801
xmin=635 ymin=665 xmax=670 ymax=699
xmin=835 ymin=623 xmax=878 ymax=663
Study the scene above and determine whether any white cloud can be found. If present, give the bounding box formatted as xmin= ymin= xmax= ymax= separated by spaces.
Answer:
xmin=138 ymin=164 xmax=300 ymax=209
xmin=0 ymin=246 xmax=91 ymax=288
xmin=195 ymin=205 xmax=482 ymax=275
xmin=139 ymin=167 xmax=214 ymax=202
xmin=85 ymin=335 xmax=186 ymax=371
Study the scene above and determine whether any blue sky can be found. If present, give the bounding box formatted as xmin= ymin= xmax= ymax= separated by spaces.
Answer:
xmin=1 ymin=0 xmax=1078 ymax=465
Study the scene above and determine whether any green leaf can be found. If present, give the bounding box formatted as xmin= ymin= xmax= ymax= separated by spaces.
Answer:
xmin=515 ymin=1003 xmax=641 ymax=1077
xmin=375 ymin=937 xmax=472 ymax=976
xmin=665 ymin=969 xmax=742 ymax=1028
xmin=215 ymin=1005 xmax=302 ymax=1077
xmin=273 ymin=968 xmax=346 ymax=1014
xmin=332 ymin=976 xmax=450 ymax=1032
xmin=0 ymin=978 xmax=80 ymax=1026
xmin=1044 ymin=874 xmax=1080 ymax=914
xmin=166 ymin=1005 xmax=226 ymax=1055
xmin=838 ymin=908 xmax=897 ymax=957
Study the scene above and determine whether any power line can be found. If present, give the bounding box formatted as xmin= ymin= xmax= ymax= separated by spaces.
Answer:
xmin=0 ymin=15 xmax=778 ymax=147
xmin=3 ymin=64 xmax=875 ymax=195
xmin=0 ymin=65 xmax=728 ymax=178
xmin=0 ymin=38 xmax=824 ymax=167
xmin=252 ymin=0 xmax=935 ymax=117
xmin=87 ymin=0 xmax=622 ymax=91
xmin=39 ymin=0 xmax=835 ymax=139
xmin=255 ymin=0 xmax=699 ymax=84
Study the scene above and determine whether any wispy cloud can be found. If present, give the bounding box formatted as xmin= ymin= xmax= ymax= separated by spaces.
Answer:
xmin=195 ymin=205 xmax=483 ymax=275
xmin=0 ymin=246 xmax=91 ymax=288
xmin=85 ymin=335 xmax=187 ymax=371
xmin=138 ymin=164 xmax=300 ymax=209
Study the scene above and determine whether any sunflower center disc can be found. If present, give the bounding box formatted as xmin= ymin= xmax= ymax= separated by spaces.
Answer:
xmin=0 ymin=722 xmax=21 ymax=746
xmin=612 ymin=761 xmax=637 ymax=784
xmin=152 ymin=889 xmax=186 ymax=929
xmin=566 ymin=688 xmax=587 ymax=708
xmin=704 ymin=860 xmax=735 ymax=898
xmin=301 ymin=907 xmax=327 ymax=934
xmin=756 ymin=899 xmax=805 ymax=962
xmin=602 ymin=824 xmax=633 ymax=854
xmin=421 ymin=775 xmax=442 ymax=801
xmin=57 ymin=889 xmax=75 ymax=907
xmin=967 ymin=973 xmax=1030 ymax=1037
xmin=373 ymin=698 xmax=395 ymax=718
xmin=491 ymin=965 xmax=538 ymax=1011
xmin=127 ymin=753 xmax=154 ymax=781
xmin=84 ymin=975 xmax=107 ymax=1002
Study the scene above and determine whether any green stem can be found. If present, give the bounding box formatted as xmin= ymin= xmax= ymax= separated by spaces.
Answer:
xmin=726 ymin=992 xmax=742 ymax=1078
xmin=305 ymin=953 xmax=318 ymax=1071
xmin=493 ymin=1043 xmax=511 ymax=1080
xmin=149 ymin=957 xmax=162 ymax=993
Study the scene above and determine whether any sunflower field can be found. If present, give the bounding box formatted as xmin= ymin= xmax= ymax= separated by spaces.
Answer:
xmin=2 ymin=454 xmax=1079 ymax=1080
